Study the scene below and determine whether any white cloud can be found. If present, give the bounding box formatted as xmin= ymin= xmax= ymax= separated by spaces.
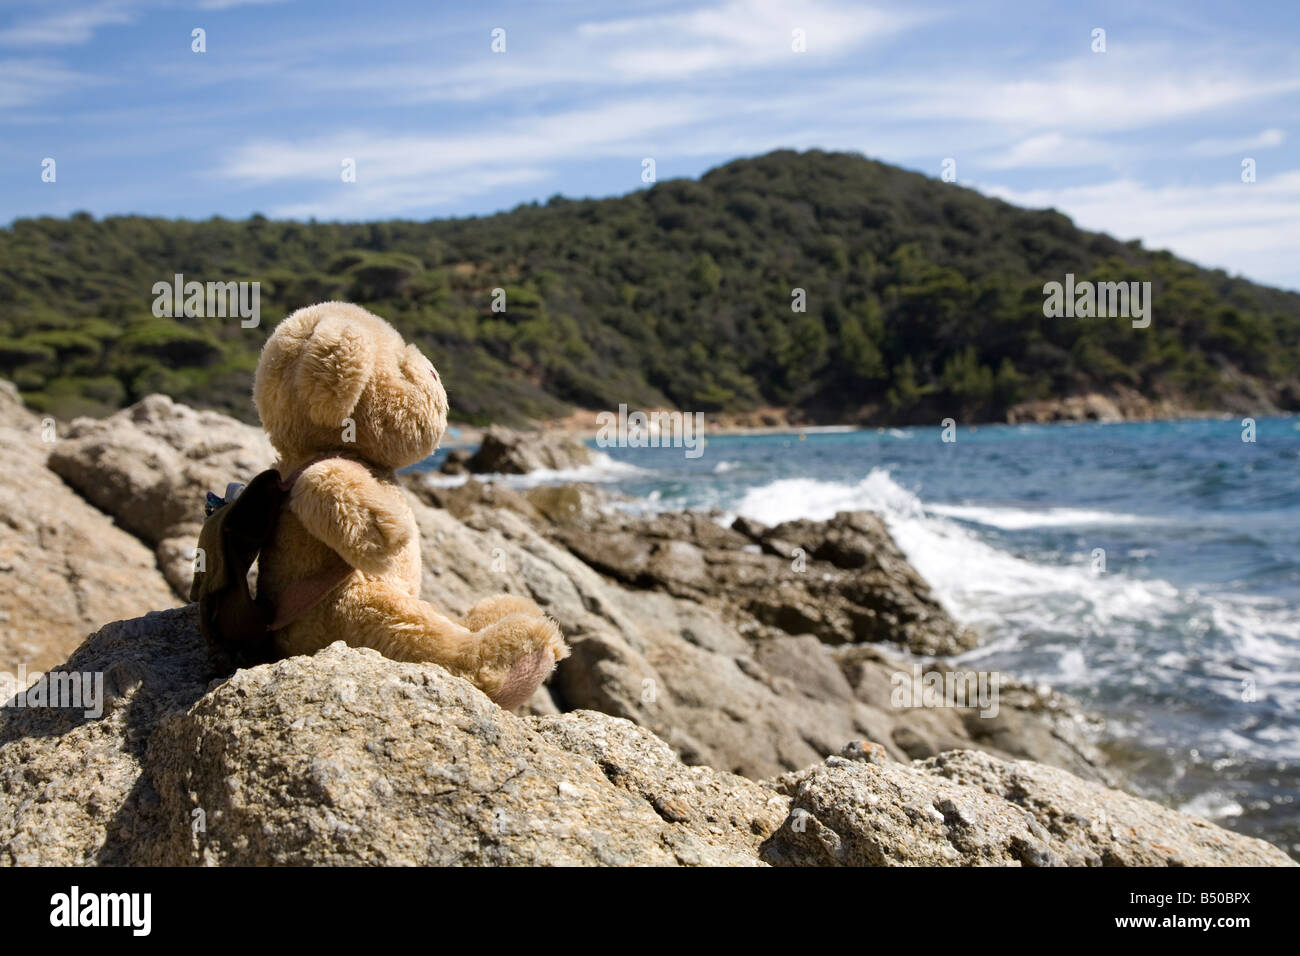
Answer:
xmin=980 ymin=171 xmax=1300 ymax=291
xmin=0 ymin=58 xmax=96 ymax=108
xmin=578 ymin=0 xmax=917 ymax=80
xmin=198 ymin=0 xmax=287 ymax=9
xmin=270 ymin=167 xmax=549 ymax=221
xmin=0 ymin=2 xmax=132 ymax=46
xmin=283 ymin=0 xmax=919 ymax=103
xmin=216 ymin=98 xmax=726 ymax=217
xmin=985 ymin=131 xmax=1130 ymax=169
xmin=220 ymin=98 xmax=714 ymax=182
xmin=860 ymin=48 xmax=1300 ymax=136
xmin=1188 ymin=127 xmax=1285 ymax=157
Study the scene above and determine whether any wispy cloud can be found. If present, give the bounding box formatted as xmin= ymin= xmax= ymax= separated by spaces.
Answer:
xmin=0 ymin=1 xmax=133 ymax=46
xmin=575 ymin=0 xmax=920 ymax=80
xmin=0 ymin=58 xmax=96 ymax=108
xmin=981 ymin=171 xmax=1300 ymax=289
xmin=197 ymin=0 xmax=287 ymax=9
xmin=1188 ymin=127 xmax=1286 ymax=157
xmin=217 ymin=98 xmax=723 ymax=217
xmin=281 ymin=0 xmax=921 ymax=104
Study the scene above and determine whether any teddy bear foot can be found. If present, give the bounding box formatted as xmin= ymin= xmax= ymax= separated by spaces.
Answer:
xmin=469 ymin=612 xmax=567 ymax=709
xmin=491 ymin=648 xmax=557 ymax=710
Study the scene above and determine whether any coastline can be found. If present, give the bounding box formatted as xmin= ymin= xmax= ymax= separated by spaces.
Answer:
xmin=441 ymin=398 xmax=1292 ymax=450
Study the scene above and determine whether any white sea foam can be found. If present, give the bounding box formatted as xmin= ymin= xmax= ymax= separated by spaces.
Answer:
xmin=929 ymin=503 xmax=1160 ymax=530
xmin=1179 ymin=791 xmax=1245 ymax=821
xmin=733 ymin=469 xmax=1300 ymax=725
xmin=735 ymin=470 xmax=1177 ymax=624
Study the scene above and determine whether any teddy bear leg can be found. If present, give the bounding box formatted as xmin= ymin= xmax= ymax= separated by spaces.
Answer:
xmin=343 ymin=581 xmax=565 ymax=707
xmin=459 ymin=594 xmax=545 ymax=631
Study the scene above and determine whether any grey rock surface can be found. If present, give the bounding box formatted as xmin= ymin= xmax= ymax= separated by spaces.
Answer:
xmin=761 ymin=751 xmax=1295 ymax=866
xmin=46 ymin=393 xmax=275 ymax=596
xmin=0 ymin=383 xmax=177 ymax=670
xmin=457 ymin=425 xmax=593 ymax=475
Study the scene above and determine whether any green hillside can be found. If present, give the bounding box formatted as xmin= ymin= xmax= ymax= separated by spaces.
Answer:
xmin=3 ymin=149 xmax=1298 ymax=425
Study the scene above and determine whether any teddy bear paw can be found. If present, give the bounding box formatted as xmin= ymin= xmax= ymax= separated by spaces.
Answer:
xmin=490 ymin=648 xmax=557 ymax=710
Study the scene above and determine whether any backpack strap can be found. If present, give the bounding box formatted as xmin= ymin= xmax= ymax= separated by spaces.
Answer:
xmin=265 ymin=454 xmax=358 ymax=632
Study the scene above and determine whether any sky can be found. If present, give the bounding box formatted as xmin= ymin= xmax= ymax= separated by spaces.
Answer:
xmin=2 ymin=0 xmax=1298 ymax=290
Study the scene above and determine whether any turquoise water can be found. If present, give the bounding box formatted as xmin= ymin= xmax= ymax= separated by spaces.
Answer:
xmin=423 ymin=417 xmax=1300 ymax=856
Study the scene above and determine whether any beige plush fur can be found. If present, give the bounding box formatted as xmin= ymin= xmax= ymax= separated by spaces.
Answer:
xmin=252 ymin=301 xmax=567 ymax=708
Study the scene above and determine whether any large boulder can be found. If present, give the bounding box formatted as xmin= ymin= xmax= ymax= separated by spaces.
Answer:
xmin=547 ymin=508 xmax=976 ymax=656
xmin=0 ymin=606 xmax=782 ymax=866
xmin=455 ymin=425 xmax=593 ymax=475
xmin=45 ymin=394 xmax=275 ymax=596
xmin=762 ymin=750 xmax=1295 ymax=866
xmin=0 ymin=383 xmax=177 ymax=670
xmin=0 ymin=606 xmax=1290 ymax=866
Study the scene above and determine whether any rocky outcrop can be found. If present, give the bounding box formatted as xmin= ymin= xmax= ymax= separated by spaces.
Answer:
xmin=762 ymin=750 xmax=1293 ymax=866
xmin=401 ymin=478 xmax=1103 ymax=781
xmin=0 ymin=606 xmax=784 ymax=865
xmin=531 ymin=501 xmax=975 ymax=656
xmin=0 ymin=383 xmax=177 ymax=670
xmin=1006 ymin=393 xmax=1124 ymax=424
xmin=46 ymin=394 xmax=275 ymax=596
xmin=451 ymin=424 xmax=593 ymax=475
xmin=15 ymin=392 xmax=1103 ymax=782
xmin=1004 ymin=385 xmax=1263 ymax=425
xmin=0 ymin=606 xmax=1290 ymax=866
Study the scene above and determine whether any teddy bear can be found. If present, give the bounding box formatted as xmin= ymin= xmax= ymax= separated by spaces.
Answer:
xmin=250 ymin=301 xmax=567 ymax=708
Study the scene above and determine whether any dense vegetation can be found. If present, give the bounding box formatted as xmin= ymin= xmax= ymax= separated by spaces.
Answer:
xmin=3 ymin=150 xmax=1298 ymax=425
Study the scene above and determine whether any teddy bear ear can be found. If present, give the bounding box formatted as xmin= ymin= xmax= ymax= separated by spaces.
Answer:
xmin=294 ymin=314 xmax=375 ymax=427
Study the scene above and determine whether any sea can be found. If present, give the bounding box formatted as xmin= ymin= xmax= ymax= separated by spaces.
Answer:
xmin=420 ymin=416 xmax=1300 ymax=858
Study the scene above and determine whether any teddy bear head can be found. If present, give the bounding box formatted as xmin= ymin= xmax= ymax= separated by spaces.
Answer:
xmin=253 ymin=302 xmax=448 ymax=471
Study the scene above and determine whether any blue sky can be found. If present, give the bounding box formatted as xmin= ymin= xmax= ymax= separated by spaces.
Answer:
xmin=2 ymin=0 xmax=1298 ymax=289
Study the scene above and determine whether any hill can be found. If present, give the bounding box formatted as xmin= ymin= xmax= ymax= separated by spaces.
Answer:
xmin=3 ymin=149 xmax=1299 ymax=425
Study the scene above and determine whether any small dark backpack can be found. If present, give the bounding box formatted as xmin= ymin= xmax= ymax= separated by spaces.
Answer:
xmin=189 ymin=461 xmax=351 ymax=670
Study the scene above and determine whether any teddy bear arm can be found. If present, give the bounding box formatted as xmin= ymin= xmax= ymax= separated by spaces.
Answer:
xmin=289 ymin=461 xmax=412 ymax=575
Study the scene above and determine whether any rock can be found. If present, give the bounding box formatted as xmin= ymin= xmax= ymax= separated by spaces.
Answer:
xmin=761 ymin=752 xmax=1295 ymax=867
xmin=1006 ymin=393 xmax=1124 ymax=424
xmin=45 ymin=394 xmax=276 ymax=596
xmin=524 ymin=483 xmax=609 ymax=527
xmin=0 ymin=384 xmax=177 ymax=670
xmin=0 ymin=607 xmax=211 ymax=865
xmin=0 ymin=607 xmax=779 ymax=866
xmin=834 ymin=644 xmax=1109 ymax=783
xmin=462 ymin=425 xmax=592 ymax=475
xmin=438 ymin=448 xmax=473 ymax=475
xmin=0 ymin=605 xmax=1290 ymax=866
xmin=406 ymin=491 xmax=1106 ymax=782
xmin=409 ymin=476 xmax=542 ymax=524
xmin=547 ymin=508 xmax=975 ymax=656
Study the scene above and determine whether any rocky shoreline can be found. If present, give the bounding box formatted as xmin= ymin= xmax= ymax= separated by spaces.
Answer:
xmin=0 ymin=386 xmax=1293 ymax=866
xmin=441 ymin=391 xmax=1289 ymax=450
